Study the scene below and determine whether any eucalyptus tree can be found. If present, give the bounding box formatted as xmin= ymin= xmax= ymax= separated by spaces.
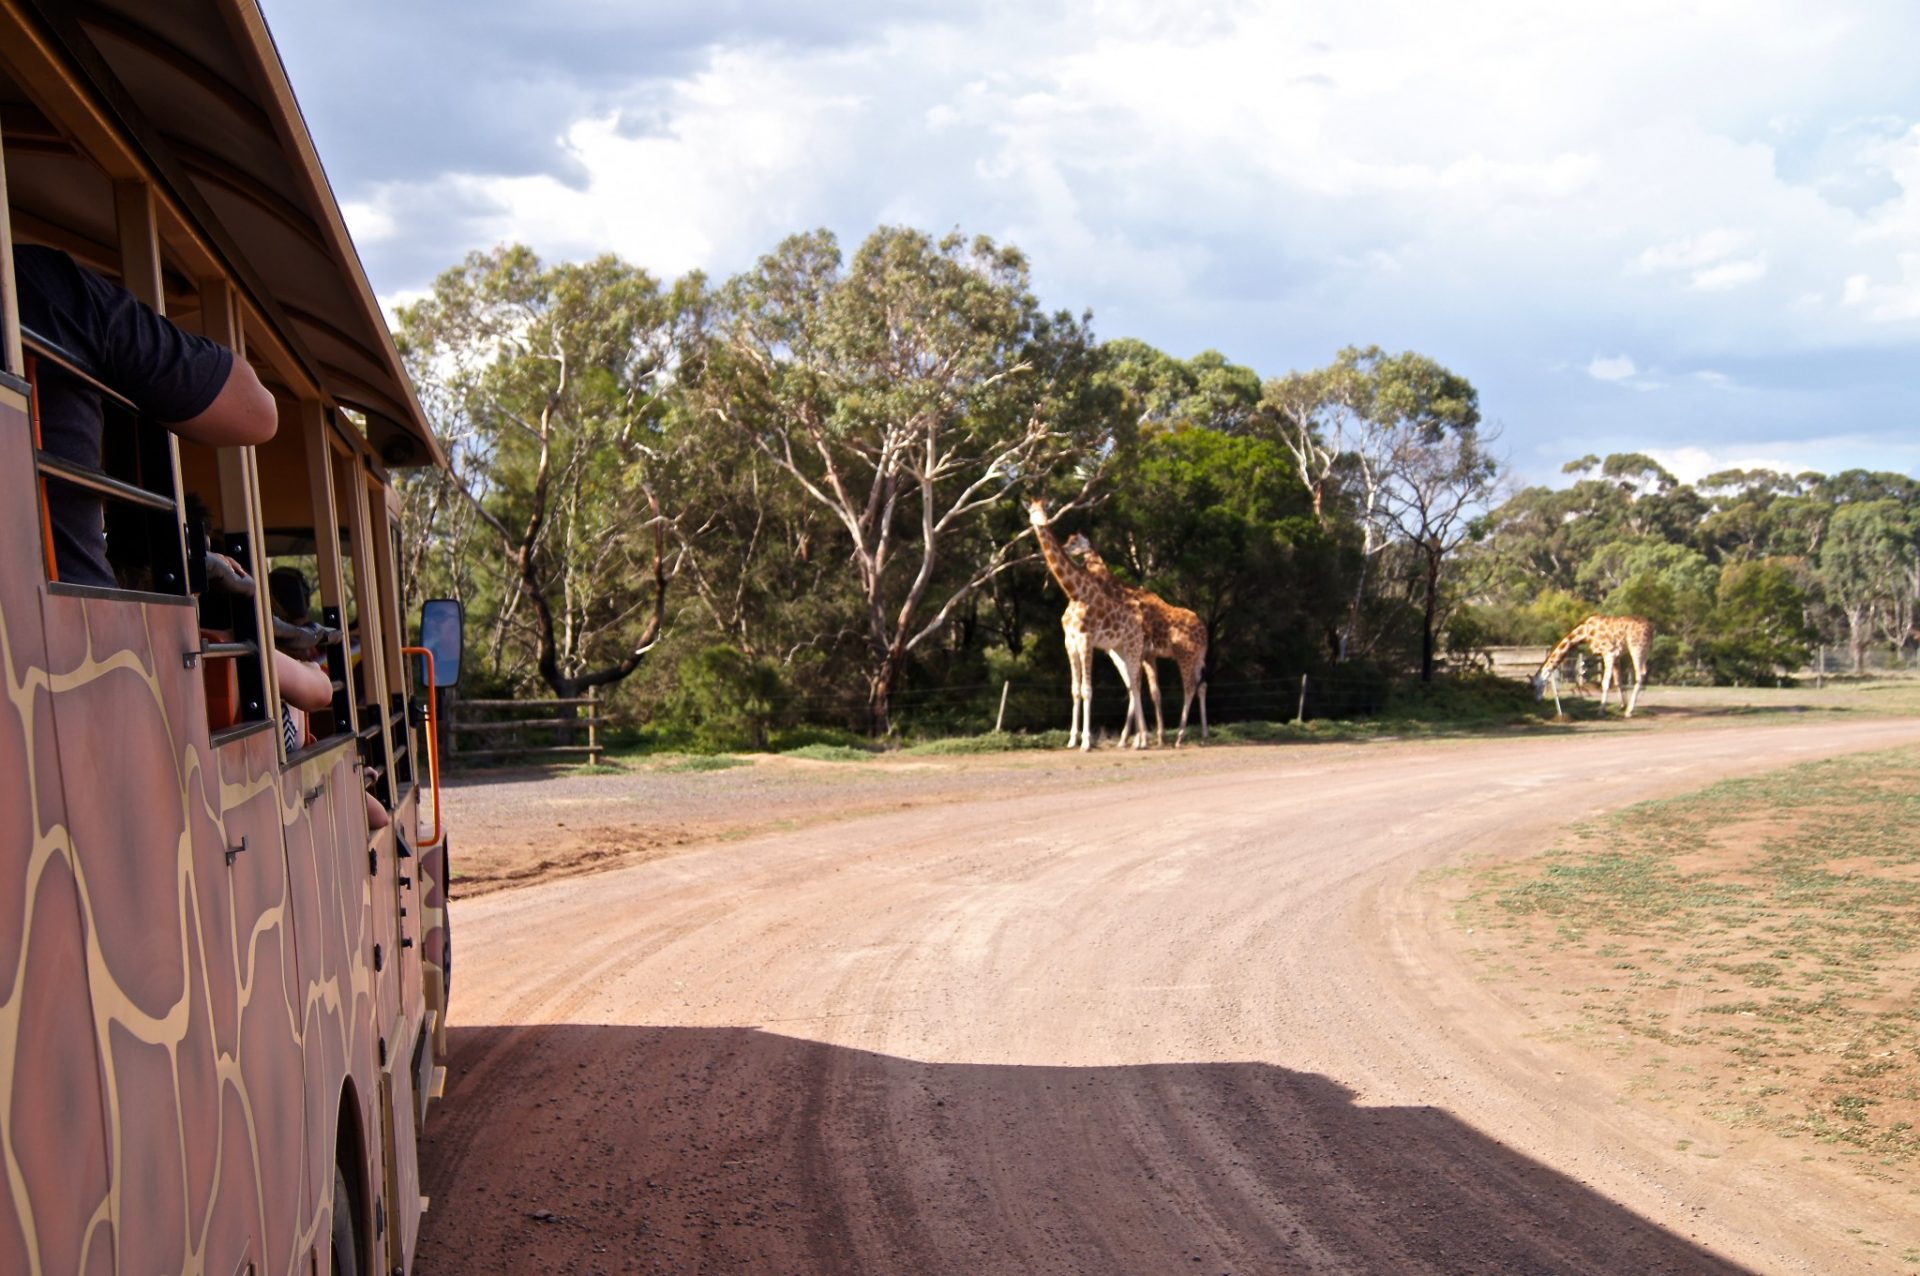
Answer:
xmin=1706 ymin=560 xmax=1817 ymax=684
xmin=1261 ymin=346 xmax=1482 ymax=659
xmin=395 ymin=245 xmax=706 ymax=698
xmin=1102 ymin=425 xmax=1343 ymax=682
xmin=1102 ymin=340 xmax=1264 ymax=437
xmin=1819 ymin=500 xmax=1913 ymax=670
xmin=1377 ymin=423 xmax=1501 ymax=681
xmin=694 ymin=227 xmax=1112 ymax=733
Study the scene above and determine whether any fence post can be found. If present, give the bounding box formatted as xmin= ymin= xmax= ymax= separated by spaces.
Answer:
xmin=443 ymin=688 xmax=457 ymax=762
xmin=1816 ymin=645 xmax=1824 ymax=690
xmin=994 ymin=680 xmax=1010 ymax=734
xmin=1296 ymin=673 xmax=1308 ymax=724
xmin=587 ymin=688 xmax=601 ymax=767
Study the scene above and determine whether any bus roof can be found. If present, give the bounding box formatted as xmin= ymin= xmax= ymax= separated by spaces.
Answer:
xmin=3 ymin=1 xmax=444 ymax=469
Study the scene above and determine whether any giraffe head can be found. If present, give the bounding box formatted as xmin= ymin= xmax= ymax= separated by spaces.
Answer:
xmin=1026 ymin=498 xmax=1050 ymax=528
xmin=1063 ymin=532 xmax=1093 ymax=557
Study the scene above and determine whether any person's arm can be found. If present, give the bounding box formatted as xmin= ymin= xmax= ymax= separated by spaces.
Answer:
xmin=168 ymin=357 xmax=276 ymax=446
xmin=273 ymin=649 xmax=334 ymax=712
xmin=53 ymin=249 xmax=278 ymax=446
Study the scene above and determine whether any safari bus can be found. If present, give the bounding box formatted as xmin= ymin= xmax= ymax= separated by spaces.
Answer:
xmin=0 ymin=3 xmax=459 ymax=1273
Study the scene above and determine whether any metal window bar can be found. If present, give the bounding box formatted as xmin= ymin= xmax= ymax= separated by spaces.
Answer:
xmin=21 ymin=327 xmax=139 ymax=411
xmin=32 ymin=448 xmax=177 ymax=512
xmin=21 ymin=327 xmax=187 ymax=596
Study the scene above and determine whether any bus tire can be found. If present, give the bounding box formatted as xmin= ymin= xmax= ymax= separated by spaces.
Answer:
xmin=331 ymin=1163 xmax=361 ymax=1276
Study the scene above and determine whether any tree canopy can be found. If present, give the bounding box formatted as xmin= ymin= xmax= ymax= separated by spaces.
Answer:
xmin=393 ymin=231 xmax=1916 ymax=743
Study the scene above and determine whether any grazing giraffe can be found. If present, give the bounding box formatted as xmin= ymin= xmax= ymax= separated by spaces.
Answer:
xmin=1534 ymin=614 xmax=1656 ymax=717
xmin=1027 ymin=499 xmax=1148 ymax=750
xmin=1066 ymin=533 xmax=1210 ymax=746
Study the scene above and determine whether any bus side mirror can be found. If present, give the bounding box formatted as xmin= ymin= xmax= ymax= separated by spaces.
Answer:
xmin=419 ymin=598 xmax=464 ymax=688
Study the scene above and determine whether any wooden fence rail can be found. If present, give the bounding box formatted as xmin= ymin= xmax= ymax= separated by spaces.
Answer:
xmin=444 ymin=691 xmax=603 ymax=768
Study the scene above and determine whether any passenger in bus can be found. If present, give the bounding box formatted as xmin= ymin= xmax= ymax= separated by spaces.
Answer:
xmin=267 ymin=566 xmax=390 ymax=832
xmin=274 ymin=648 xmax=389 ymax=832
xmin=268 ymin=566 xmax=341 ymax=654
xmin=13 ymin=245 xmax=276 ymax=587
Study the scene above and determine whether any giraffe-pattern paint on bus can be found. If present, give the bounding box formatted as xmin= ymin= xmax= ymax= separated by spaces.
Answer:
xmin=0 ymin=384 xmax=431 ymax=1275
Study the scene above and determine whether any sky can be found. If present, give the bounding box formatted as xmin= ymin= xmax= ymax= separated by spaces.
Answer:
xmin=258 ymin=0 xmax=1920 ymax=488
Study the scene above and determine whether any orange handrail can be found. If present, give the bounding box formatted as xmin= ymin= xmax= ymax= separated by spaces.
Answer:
xmin=26 ymin=353 xmax=58 ymax=582
xmin=402 ymin=646 xmax=444 ymax=848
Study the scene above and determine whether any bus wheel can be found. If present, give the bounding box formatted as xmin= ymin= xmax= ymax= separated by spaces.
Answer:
xmin=331 ymin=1164 xmax=361 ymax=1276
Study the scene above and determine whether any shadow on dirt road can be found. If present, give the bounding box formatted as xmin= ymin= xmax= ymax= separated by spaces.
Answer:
xmin=421 ymin=1023 xmax=1753 ymax=1275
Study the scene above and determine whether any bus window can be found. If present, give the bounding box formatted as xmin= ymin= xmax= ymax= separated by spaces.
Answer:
xmin=176 ymin=433 xmax=271 ymax=739
xmin=332 ymin=437 xmax=395 ymax=809
xmin=375 ymin=505 xmax=417 ymax=798
xmin=255 ymin=397 xmax=355 ymax=761
xmin=23 ymin=327 xmax=189 ymax=598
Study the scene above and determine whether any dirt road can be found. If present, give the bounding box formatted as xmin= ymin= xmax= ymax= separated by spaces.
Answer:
xmin=420 ymin=718 xmax=1920 ymax=1274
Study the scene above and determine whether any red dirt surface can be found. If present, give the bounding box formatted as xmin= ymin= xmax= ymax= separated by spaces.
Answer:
xmin=420 ymin=717 xmax=1920 ymax=1274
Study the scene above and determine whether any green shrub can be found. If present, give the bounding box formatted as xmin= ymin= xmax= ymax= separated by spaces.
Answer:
xmin=1384 ymin=671 xmax=1540 ymax=722
xmin=768 ymin=723 xmax=872 ymax=752
xmin=670 ymin=645 xmax=790 ymax=751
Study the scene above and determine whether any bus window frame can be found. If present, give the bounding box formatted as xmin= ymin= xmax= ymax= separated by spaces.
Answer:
xmin=278 ymin=404 xmax=363 ymax=770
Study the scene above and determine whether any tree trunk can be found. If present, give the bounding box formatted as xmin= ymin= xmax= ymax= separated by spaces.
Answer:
xmin=1420 ymin=542 xmax=1441 ymax=684
xmin=867 ymin=650 xmax=905 ymax=738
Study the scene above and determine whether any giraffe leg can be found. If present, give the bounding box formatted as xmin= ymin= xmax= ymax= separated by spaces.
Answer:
xmin=1144 ymin=659 xmax=1164 ymax=748
xmin=1065 ymin=637 xmax=1088 ymax=749
xmin=1105 ymin=647 xmax=1147 ymax=749
xmin=1064 ymin=644 xmax=1077 ymax=749
xmin=1600 ymin=654 xmax=1619 ymax=712
xmin=1121 ymin=656 xmax=1136 ymax=748
xmin=1625 ymin=649 xmax=1645 ymax=717
xmin=1173 ymin=660 xmax=1197 ymax=747
xmin=1076 ymin=644 xmax=1095 ymax=752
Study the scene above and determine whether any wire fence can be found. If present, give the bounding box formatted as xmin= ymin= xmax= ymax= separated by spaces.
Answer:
xmin=447 ymin=641 xmax=1917 ymax=766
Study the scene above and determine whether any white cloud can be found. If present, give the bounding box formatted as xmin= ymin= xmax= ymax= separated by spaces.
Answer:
xmin=1633 ymin=229 xmax=1751 ymax=273
xmin=1840 ymin=251 xmax=1920 ymax=319
xmin=340 ymin=48 xmax=869 ymax=281
xmin=1643 ymin=447 xmax=1804 ymax=482
xmin=1645 ymin=437 xmax=1920 ymax=483
xmin=341 ymin=199 xmax=397 ymax=245
xmin=1587 ymin=354 xmax=1637 ymax=382
xmin=290 ymin=0 xmax=1920 ymax=479
xmin=1689 ymin=258 xmax=1768 ymax=290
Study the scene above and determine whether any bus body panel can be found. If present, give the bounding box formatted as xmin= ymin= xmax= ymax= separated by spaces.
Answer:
xmin=1 ymin=366 xmax=426 ymax=1276
xmin=2 ymin=4 xmax=450 ymax=1269
xmin=1 ymin=385 xmax=119 ymax=1276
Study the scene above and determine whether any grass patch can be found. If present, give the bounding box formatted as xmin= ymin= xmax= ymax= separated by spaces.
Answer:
xmin=651 ymin=754 xmax=751 ymax=773
xmin=1460 ymin=745 xmax=1920 ymax=1173
xmin=903 ymin=730 xmax=1071 ymax=755
xmin=781 ymin=743 xmax=878 ymax=762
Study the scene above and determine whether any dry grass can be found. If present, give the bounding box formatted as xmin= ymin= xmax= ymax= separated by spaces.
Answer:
xmin=1459 ymin=746 xmax=1920 ymax=1181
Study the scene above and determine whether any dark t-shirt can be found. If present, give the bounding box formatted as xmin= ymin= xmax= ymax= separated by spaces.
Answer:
xmin=14 ymin=245 xmax=233 ymax=587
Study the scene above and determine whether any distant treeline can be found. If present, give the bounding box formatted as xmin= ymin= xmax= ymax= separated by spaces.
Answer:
xmin=1461 ymin=456 xmax=1918 ymax=684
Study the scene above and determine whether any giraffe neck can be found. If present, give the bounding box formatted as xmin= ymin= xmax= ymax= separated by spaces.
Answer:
xmin=1033 ymin=521 xmax=1096 ymax=602
xmin=1537 ymin=618 xmax=1596 ymax=680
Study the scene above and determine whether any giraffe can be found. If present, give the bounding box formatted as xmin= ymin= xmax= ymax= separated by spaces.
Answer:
xmin=1066 ymin=533 xmax=1210 ymax=746
xmin=1027 ymin=499 xmax=1149 ymax=750
xmin=1533 ymin=614 xmax=1656 ymax=717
